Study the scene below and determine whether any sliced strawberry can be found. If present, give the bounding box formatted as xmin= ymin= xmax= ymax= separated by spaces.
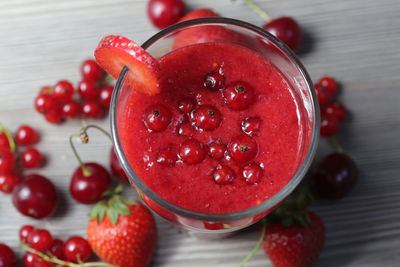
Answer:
xmin=95 ymin=35 xmax=162 ymax=96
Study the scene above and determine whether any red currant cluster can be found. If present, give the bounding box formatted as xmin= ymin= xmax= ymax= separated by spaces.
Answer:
xmin=0 ymin=124 xmax=46 ymax=195
xmin=34 ymin=59 xmax=113 ymax=123
xmin=314 ymin=76 xmax=348 ymax=137
xmin=20 ymin=225 xmax=92 ymax=267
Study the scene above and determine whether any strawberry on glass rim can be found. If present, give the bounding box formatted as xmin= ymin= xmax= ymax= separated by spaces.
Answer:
xmin=94 ymin=35 xmax=163 ymax=96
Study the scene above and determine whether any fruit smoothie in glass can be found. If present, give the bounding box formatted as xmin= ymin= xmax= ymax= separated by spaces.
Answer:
xmin=105 ymin=18 xmax=319 ymax=237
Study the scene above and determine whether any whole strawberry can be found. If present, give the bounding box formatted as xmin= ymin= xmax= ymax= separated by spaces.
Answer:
xmin=262 ymin=211 xmax=325 ymax=267
xmin=87 ymin=185 xmax=157 ymax=267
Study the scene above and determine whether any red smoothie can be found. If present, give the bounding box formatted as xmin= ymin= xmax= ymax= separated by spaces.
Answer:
xmin=118 ymin=42 xmax=302 ymax=214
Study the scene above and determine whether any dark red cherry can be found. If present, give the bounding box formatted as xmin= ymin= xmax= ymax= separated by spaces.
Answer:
xmin=208 ymin=139 xmax=226 ymax=159
xmin=12 ymin=174 xmax=58 ymax=219
xmin=323 ymin=101 xmax=347 ymax=121
xmin=147 ymin=0 xmax=185 ymax=29
xmin=179 ymin=139 xmax=206 ymax=164
xmin=70 ymin=162 xmax=111 ymax=204
xmin=228 ymin=135 xmax=258 ymax=162
xmin=34 ymin=94 xmax=57 ymax=114
xmin=49 ymin=239 xmax=65 ymax=260
xmin=242 ymin=117 xmax=261 ymax=136
xmin=178 ymin=123 xmax=195 ymax=137
xmin=63 ymin=236 xmax=91 ymax=263
xmin=319 ymin=76 xmax=338 ymax=96
xmin=110 ymin=148 xmax=129 ymax=183
xmin=21 ymin=147 xmax=45 ymax=169
xmin=242 ymin=163 xmax=263 ymax=184
xmin=310 ymin=152 xmax=357 ymax=199
xmin=82 ymin=100 xmax=104 ymax=118
xmin=78 ymin=80 xmax=99 ymax=100
xmin=19 ymin=225 xmax=35 ymax=242
xmin=81 ymin=59 xmax=104 ymax=82
xmin=204 ymin=69 xmax=225 ymax=91
xmin=262 ymin=17 xmax=302 ymax=52
xmin=0 ymin=149 xmax=15 ymax=173
xmin=98 ymin=85 xmax=114 ymax=108
xmin=143 ymin=104 xmax=172 ymax=131
xmin=224 ymin=81 xmax=255 ymax=110
xmin=0 ymin=243 xmax=17 ymax=267
xmin=53 ymin=80 xmax=75 ymax=103
xmin=27 ymin=229 xmax=53 ymax=252
xmin=62 ymin=101 xmax=81 ymax=118
xmin=213 ymin=164 xmax=235 ymax=185
xmin=15 ymin=125 xmax=39 ymax=146
xmin=156 ymin=149 xmax=177 ymax=167
xmin=0 ymin=172 xmax=19 ymax=194
xmin=178 ymin=98 xmax=196 ymax=114
xmin=320 ymin=113 xmax=340 ymax=137
xmin=192 ymin=105 xmax=221 ymax=131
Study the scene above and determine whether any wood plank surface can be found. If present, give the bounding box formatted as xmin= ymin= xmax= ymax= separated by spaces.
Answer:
xmin=1 ymin=0 xmax=400 ymax=266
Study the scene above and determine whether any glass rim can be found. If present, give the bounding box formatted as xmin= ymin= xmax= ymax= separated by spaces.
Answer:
xmin=110 ymin=17 xmax=320 ymax=222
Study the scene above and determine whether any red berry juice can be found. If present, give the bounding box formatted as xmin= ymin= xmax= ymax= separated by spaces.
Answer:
xmin=119 ymin=43 xmax=302 ymax=214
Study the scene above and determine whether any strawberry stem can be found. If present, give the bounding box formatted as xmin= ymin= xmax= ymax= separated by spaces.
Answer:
xmin=0 ymin=122 xmax=16 ymax=153
xmin=21 ymin=242 xmax=117 ymax=267
xmin=244 ymin=0 xmax=272 ymax=22
xmin=329 ymin=136 xmax=344 ymax=153
xmin=238 ymin=218 xmax=267 ymax=267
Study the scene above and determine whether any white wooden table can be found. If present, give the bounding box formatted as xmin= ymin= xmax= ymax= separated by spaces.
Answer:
xmin=1 ymin=0 xmax=400 ymax=266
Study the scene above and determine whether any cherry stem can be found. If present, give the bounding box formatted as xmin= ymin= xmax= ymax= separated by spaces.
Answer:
xmin=21 ymin=243 xmax=116 ymax=267
xmin=244 ymin=0 xmax=272 ymax=22
xmin=69 ymin=134 xmax=91 ymax=177
xmin=238 ymin=218 xmax=267 ymax=267
xmin=0 ymin=122 xmax=16 ymax=153
xmin=329 ymin=136 xmax=344 ymax=153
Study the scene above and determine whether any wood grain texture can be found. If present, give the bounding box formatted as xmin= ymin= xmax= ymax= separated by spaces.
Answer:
xmin=1 ymin=0 xmax=399 ymax=266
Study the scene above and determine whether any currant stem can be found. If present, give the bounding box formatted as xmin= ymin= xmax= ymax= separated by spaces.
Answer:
xmin=329 ymin=136 xmax=344 ymax=153
xmin=69 ymin=134 xmax=92 ymax=176
xmin=238 ymin=218 xmax=267 ymax=267
xmin=0 ymin=122 xmax=16 ymax=153
xmin=244 ymin=0 xmax=272 ymax=22
xmin=21 ymin=243 xmax=116 ymax=267
xmin=80 ymin=124 xmax=112 ymax=142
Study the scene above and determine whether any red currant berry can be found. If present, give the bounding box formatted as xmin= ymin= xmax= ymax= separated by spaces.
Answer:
xmin=319 ymin=76 xmax=338 ymax=96
xmin=28 ymin=229 xmax=53 ymax=252
xmin=228 ymin=135 xmax=258 ymax=162
xmin=0 ymin=243 xmax=17 ymax=267
xmin=34 ymin=94 xmax=57 ymax=114
xmin=204 ymin=69 xmax=225 ymax=91
xmin=224 ymin=81 xmax=255 ymax=110
xmin=310 ymin=152 xmax=357 ymax=199
xmin=242 ymin=163 xmax=263 ymax=184
xmin=63 ymin=236 xmax=91 ymax=263
xmin=33 ymin=259 xmax=55 ymax=267
xmin=314 ymin=82 xmax=332 ymax=105
xmin=320 ymin=113 xmax=340 ymax=137
xmin=70 ymin=162 xmax=111 ymax=204
xmin=53 ymin=80 xmax=74 ymax=102
xmin=98 ymin=85 xmax=114 ymax=108
xmin=19 ymin=225 xmax=35 ymax=242
xmin=44 ymin=109 xmax=64 ymax=124
xmin=82 ymin=101 xmax=103 ymax=118
xmin=208 ymin=139 xmax=226 ymax=159
xmin=15 ymin=125 xmax=39 ymax=146
xmin=143 ymin=104 xmax=172 ymax=132
xmin=213 ymin=164 xmax=235 ymax=185
xmin=21 ymin=147 xmax=45 ymax=169
xmin=0 ymin=172 xmax=19 ymax=194
xmin=178 ymin=98 xmax=196 ymax=114
xmin=23 ymin=252 xmax=39 ymax=267
xmin=147 ymin=0 xmax=185 ymax=29
xmin=178 ymin=123 xmax=195 ymax=137
xmin=323 ymin=101 xmax=347 ymax=121
xmin=62 ymin=101 xmax=81 ymax=118
xmin=242 ymin=117 xmax=262 ymax=136
xmin=12 ymin=174 xmax=58 ymax=219
xmin=81 ymin=59 xmax=104 ymax=82
xmin=0 ymin=149 xmax=15 ymax=172
xmin=78 ymin=80 xmax=99 ymax=100
xmin=192 ymin=105 xmax=222 ymax=131
xmin=110 ymin=148 xmax=129 ymax=183
xmin=39 ymin=86 xmax=53 ymax=95
xmin=0 ymin=133 xmax=11 ymax=151
xmin=179 ymin=139 xmax=206 ymax=164
xmin=262 ymin=17 xmax=302 ymax=51
xmin=49 ymin=239 xmax=65 ymax=260
xmin=156 ymin=149 xmax=177 ymax=167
